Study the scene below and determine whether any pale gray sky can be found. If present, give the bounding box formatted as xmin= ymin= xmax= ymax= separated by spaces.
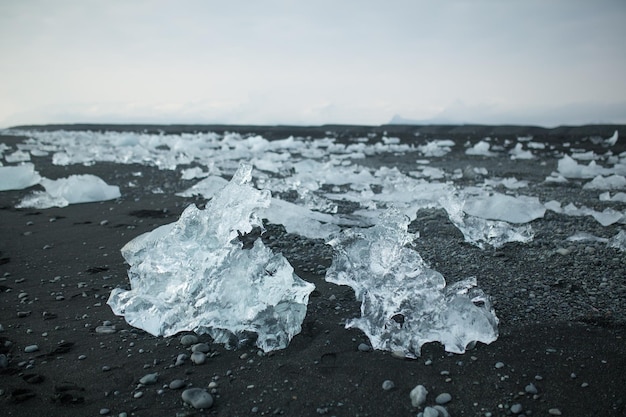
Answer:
xmin=1 ymin=0 xmax=625 ymax=127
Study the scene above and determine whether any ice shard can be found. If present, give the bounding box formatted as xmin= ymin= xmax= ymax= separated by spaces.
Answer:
xmin=108 ymin=164 xmax=315 ymax=352
xmin=325 ymin=210 xmax=498 ymax=358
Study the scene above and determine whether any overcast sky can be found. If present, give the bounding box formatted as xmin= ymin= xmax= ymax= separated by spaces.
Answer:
xmin=1 ymin=0 xmax=625 ymax=128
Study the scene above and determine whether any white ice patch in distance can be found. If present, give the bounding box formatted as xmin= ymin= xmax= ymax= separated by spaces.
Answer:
xmin=417 ymin=140 xmax=455 ymax=157
xmin=0 ymin=163 xmax=41 ymax=191
xmin=557 ymin=155 xmax=614 ymax=178
xmin=107 ymin=164 xmax=315 ymax=352
xmin=465 ymin=141 xmax=496 ymax=157
xmin=325 ymin=209 xmax=498 ymax=358
xmin=509 ymin=143 xmax=534 ymax=160
xmin=4 ymin=150 xmax=31 ymax=163
xmin=17 ymin=174 xmax=120 ymax=208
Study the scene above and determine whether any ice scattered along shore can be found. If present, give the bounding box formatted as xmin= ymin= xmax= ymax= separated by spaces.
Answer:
xmin=17 ymin=174 xmax=120 ymax=208
xmin=108 ymin=164 xmax=315 ymax=352
xmin=325 ymin=210 xmax=499 ymax=358
xmin=0 ymin=163 xmax=41 ymax=191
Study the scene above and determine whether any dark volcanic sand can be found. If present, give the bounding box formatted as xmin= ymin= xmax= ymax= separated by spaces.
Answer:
xmin=1 ymin=124 xmax=625 ymax=417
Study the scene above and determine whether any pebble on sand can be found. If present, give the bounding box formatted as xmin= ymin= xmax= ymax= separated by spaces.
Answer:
xmin=139 ymin=373 xmax=158 ymax=385
xmin=24 ymin=345 xmax=39 ymax=353
xmin=169 ymin=379 xmax=186 ymax=390
xmin=382 ymin=380 xmax=395 ymax=391
xmin=435 ymin=392 xmax=452 ymax=405
xmin=181 ymin=387 xmax=214 ymax=409
xmin=190 ymin=351 xmax=206 ymax=365
xmin=410 ymin=384 xmax=428 ymax=408
xmin=180 ymin=335 xmax=198 ymax=346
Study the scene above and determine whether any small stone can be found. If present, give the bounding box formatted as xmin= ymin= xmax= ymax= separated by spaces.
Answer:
xmin=139 ymin=373 xmax=158 ymax=385
xmin=191 ymin=343 xmax=210 ymax=353
xmin=95 ymin=325 xmax=117 ymax=334
xmin=0 ymin=354 xmax=8 ymax=368
xmin=180 ymin=335 xmax=198 ymax=346
xmin=175 ymin=353 xmax=188 ymax=366
xmin=169 ymin=379 xmax=186 ymax=390
xmin=24 ymin=345 xmax=39 ymax=353
xmin=548 ymin=408 xmax=562 ymax=416
xmin=433 ymin=405 xmax=450 ymax=417
xmin=358 ymin=343 xmax=371 ymax=352
xmin=410 ymin=384 xmax=428 ymax=408
xmin=102 ymin=366 xmax=111 ymax=372
xmin=435 ymin=392 xmax=452 ymax=405
xmin=190 ymin=351 xmax=206 ymax=365
xmin=423 ymin=406 xmax=439 ymax=417
xmin=524 ymin=383 xmax=538 ymax=394
xmin=495 ymin=361 xmax=505 ymax=369
xmin=581 ymin=382 xmax=589 ymax=388
xmin=382 ymin=380 xmax=395 ymax=391
xmin=510 ymin=403 xmax=523 ymax=414
xmin=133 ymin=391 xmax=143 ymax=399
xmin=181 ymin=388 xmax=214 ymax=409
xmin=78 ymin=354 xmax=87 ymax=360
xmin=100 ymin=409 xmax=110 ymax=415
xmin=391 ymin=350 xmax=406 ymax=360
xmin=556 ymin=247 xmax=571 ymax=256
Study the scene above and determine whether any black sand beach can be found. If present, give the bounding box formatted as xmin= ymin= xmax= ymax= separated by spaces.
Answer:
xmin=1 ymin=124 xmax=626 ymax=417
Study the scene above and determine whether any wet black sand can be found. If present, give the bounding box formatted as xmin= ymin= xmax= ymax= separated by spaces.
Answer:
xmin=1 ymin=124 xmax=626 ymax=416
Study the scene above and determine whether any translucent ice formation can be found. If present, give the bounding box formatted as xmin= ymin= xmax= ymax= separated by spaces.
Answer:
xmin=440 ymin=194 xmax=535 ymax=249
xmin=17 ymin=174 xmax=120 ymax=208
xmin=108 ymin=164 xmax=315 ymax=352
xmin=0 ymin=163 xmax=41 ymax=191
xmin=462 ymin=193 xmax=545 ymax=224
xmin=325 ymin=210 xmax=498 ymax=357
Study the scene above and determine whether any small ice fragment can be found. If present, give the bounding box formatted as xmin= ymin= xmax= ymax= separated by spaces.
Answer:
xmin=599 ymin=191 xmax=626 ymax=203
xmin=181 ymin=167 xmax=210 ymax=180
xmin=566 ymin=232 xmax=609 ymax=244
xmin=176 ymin=175 xmax=228 ymax=198
xmin=325 ymin=209 xmax=498 ymax=358
xmin=609 ymin=230 xmax=626 ymax=251
xmin=17 ymin=174 xmax=120 ymax=208
xmin=108 ymin=164 xmax=315 ymax=352
xmin=0 ymin=163 xmax=41 ymax=191
xmin=557 ymin=155 xmax=612 ymax=178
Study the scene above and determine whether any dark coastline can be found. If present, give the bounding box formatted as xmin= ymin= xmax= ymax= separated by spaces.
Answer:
xmin=1 ymin=124 xmax=625 ymax=417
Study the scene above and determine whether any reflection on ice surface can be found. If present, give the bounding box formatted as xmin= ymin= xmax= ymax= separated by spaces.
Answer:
xmin=326 ymin=209 xmax=499 ymax=357
xmin=108 ymin=164 xmax=315 ymax=352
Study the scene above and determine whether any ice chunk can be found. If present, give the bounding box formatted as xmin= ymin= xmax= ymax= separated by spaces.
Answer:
xmin=509 ymin=143 xmax=534 ymax=160
xmin=606 ymin=130 xmax=619 ymax=147
xmin=417 ymin=140 xmax=455 ymax=157
xmin=325 ymin=209 xmax=498 ymax=357
xmin=176 ymin=175 xmax=228 ymax=198
xmin=465 ymin=141 xmax=496 ymax=157
xmin=4 ymin=150 xmax=31 ymax=163
xmin=17 ymin=174 xmax=120 ymax=208
xmin=583 ymin=174 xmax=626 ymax=190
xmin=462 ymin=193 xmax=545 ymax=224
xmin=107 ymin=164 xmax=315 ymax=352
xmin=599 ymin=191 xmax=626 ymax=203
xmin=609 ymin=230 xmax=626 ymax=251
xmin=0 ymin=163 xmax=41 ymax=191
xmin=557 ymin=155 xmax=612 ymax=178
xmin=440 ymin=194 xmax=534 ymax=249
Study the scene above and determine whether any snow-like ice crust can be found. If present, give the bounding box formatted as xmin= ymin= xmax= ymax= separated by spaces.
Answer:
xmin=325 ymin=209 xmax=499 ymax=357
xmin=107 ymin=164 xmax=316 ymax=352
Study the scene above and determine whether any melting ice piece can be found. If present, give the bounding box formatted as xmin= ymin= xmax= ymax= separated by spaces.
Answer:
xmin=440 ymin=194 xmax=535 ymax=249
xmin=108 ymin=164 xmax=315 ymax=352
xmin=325 ymin=210 xmax=498 ymax=357
xmin=0 ymin=163 xmax=41 ymax=191
xmin=463 ymin=193 xmax=545 ymax=224
xmin=17 ymin=174 xmax=120 ymax=208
